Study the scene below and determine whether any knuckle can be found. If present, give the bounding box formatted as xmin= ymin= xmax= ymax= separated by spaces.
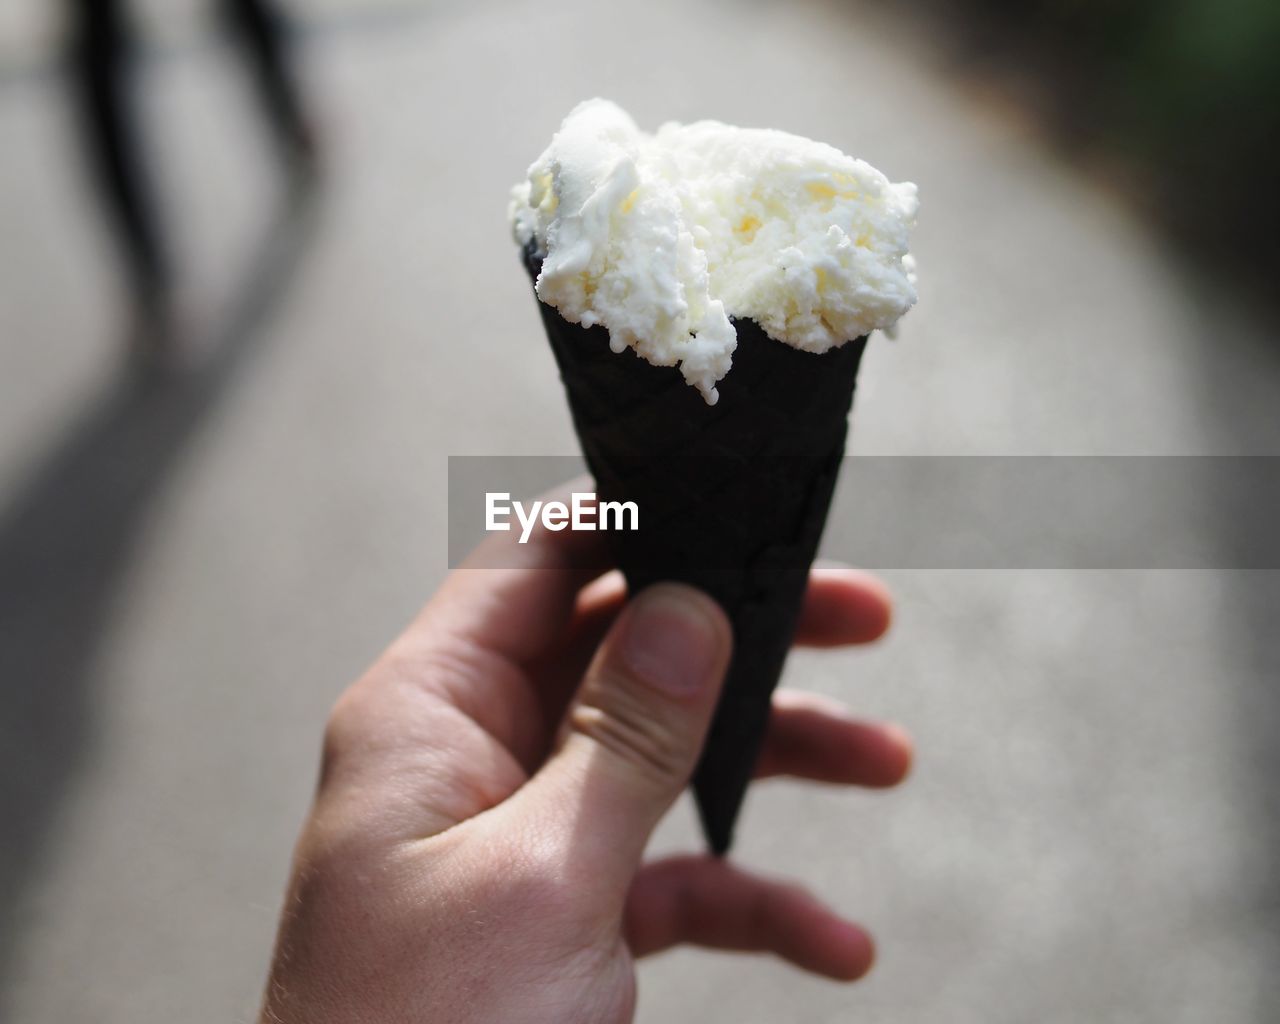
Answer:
xmin=319 ymin=660 xmax=408 ymax=779
xmin=569 ymin=672 xmax=691 ymax=786
xmin=320 ymin=684 xmax=369 ymax=776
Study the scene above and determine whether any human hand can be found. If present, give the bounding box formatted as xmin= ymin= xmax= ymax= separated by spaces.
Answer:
xmin=260 ymin=492 xmax=910 ymax=1023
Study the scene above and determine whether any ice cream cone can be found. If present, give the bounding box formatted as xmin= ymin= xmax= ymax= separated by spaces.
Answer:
xmin=524 ymin=246 xmax=867 ymax=853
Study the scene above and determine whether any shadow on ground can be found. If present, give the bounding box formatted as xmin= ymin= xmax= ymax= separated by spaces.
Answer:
xmin=0 ymin=185 xmax=317 ymax=1005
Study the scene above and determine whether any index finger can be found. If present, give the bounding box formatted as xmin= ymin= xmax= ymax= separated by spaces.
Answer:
xmin=415 ymin=477 xmax=614 ymax=663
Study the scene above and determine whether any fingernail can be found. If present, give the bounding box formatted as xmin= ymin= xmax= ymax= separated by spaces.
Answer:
xmin=620 ymin=586 xmax=723 ymax=697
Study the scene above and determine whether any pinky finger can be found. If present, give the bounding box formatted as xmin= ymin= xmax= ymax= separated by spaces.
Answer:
xmin=624 ymin=855 xmax=874 ymax=981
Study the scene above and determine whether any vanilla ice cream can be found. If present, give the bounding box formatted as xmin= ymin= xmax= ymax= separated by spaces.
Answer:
xmin=510 ymin=99 xmax=919 ymax=405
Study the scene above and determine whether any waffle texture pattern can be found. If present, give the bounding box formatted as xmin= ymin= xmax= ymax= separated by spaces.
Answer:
xmin=525 ymin=247 xmax=866 ymax=852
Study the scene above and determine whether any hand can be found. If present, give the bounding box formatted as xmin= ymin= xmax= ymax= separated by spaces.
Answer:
xmin=260 ymin=493 xmax=910 ymax=1023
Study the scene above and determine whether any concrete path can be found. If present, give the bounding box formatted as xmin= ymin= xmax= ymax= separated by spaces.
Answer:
xmin=1 ymin=1 xmax=1278 ymax=1021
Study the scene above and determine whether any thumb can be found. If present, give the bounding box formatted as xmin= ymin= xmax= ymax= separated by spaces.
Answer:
xmin=514 ymin=583 xmax=732 ymax=886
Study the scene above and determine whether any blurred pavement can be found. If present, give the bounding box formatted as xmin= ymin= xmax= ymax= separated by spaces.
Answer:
xmin=1 ymin=1 xmax=1278 ymax=1021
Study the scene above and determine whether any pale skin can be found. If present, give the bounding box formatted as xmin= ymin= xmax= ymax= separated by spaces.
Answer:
xmin=260 ymin=492 xmax=911 ymax=1023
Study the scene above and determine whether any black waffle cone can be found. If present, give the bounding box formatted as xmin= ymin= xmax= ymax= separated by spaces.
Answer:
xmin=523 ymin=247 xmax=866 ymax=853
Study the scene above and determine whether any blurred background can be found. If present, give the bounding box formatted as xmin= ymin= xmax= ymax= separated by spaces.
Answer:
xmin=1 ymin=0 xmax=1278 ymax=1021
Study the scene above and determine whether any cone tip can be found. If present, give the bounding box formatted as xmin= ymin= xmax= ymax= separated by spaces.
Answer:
xmin=694 ymin=785 xmax=740 ymax=856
